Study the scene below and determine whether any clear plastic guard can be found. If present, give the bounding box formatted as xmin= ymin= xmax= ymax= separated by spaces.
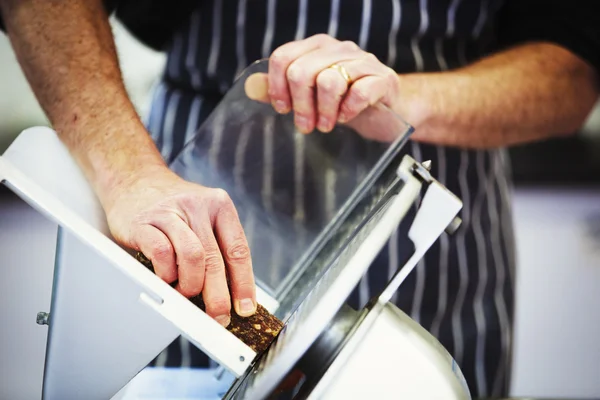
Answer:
xmin=170 ymin=59 xmax=413 ymax=318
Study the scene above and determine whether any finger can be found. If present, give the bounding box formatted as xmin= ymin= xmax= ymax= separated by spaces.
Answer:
xmin=315 ymin=68 xmax=348 ymax=132
xmin=338 ymin=75 xmax=388 ymax=124
xmin=332 ymin=53 xmax=392 ymax=84
xmin=268 ymin=34 xmax=335 ymax=115
xmin=245 ymin=73 xmax=269 ymax=103
xmin=195 ymin=223 xmax=232 ymax=326
xmin=335 ymin=56 xmax=400 ymax=123
xmin=213 ymin=200 xmax=256 ymax=317
xmin=285 ymin=42 xmax=362 ymax=134
xmin=314 ymin=54 xmax=391 ymax=132
xmin=134 ymin=225 xmax=178 ymax=284
xmin=152 ymin=216 xmax=206 ymax=299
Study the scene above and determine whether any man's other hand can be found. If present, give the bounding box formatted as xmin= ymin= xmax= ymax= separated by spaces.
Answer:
xmin=105 ymin=167 xmax=257 ymax=327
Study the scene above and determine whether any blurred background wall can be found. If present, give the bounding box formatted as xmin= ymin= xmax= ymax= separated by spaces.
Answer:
xmin=1 ymin=19 xmax=599 ymax=400
xmin=0 ymin=19 xmax=166 ymax=152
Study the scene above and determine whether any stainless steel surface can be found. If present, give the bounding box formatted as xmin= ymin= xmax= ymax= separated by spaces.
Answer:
xmin=273 ymin=172 xmax=405 ymax=319
xmin=296 ymin=304 xmax=360 ymax=374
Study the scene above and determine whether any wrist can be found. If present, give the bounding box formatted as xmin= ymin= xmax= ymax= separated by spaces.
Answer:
xmin=394 ymin=72 xmax=445 ymax=132
xmin=97 ymin=160 xmax=176 ymax=212
xmin=57 ymin=113 xmax=169 ymax=211
xmin=92 ymin=139 xmax=171 ymax=211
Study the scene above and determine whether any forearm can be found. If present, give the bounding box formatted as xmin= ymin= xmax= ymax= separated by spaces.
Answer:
xmin=0 ymin=0 xmax=166 ymax=208
xmin=399 ymin=42 xmax=600 ymax=149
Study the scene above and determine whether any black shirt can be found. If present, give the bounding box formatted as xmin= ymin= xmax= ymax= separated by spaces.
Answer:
xmin=1 ymin=1 xmax=598 ymax=74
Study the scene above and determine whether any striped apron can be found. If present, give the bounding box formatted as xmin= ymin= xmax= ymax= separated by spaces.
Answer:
xmin=144 ymin=0 xmax=515 ymax=397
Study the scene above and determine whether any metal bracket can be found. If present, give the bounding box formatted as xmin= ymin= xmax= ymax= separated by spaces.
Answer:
xmin=412 ymin=160 xmax=462 ymax=235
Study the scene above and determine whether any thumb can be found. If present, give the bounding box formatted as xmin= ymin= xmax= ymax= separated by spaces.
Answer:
xmin=244 ymin=73 xmax=270 ymax=103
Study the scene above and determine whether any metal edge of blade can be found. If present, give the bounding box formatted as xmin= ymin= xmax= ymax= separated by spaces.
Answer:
xmin=223 ymin=156 xmax=423 ymax=399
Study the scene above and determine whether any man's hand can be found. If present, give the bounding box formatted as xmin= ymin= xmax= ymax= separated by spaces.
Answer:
xmin=266 ymin=34 xmax=402 ymax=134
xmin=244 ymin=34 xmax=406 ymax=142
xmin=105 ymin=167 xmax=256 ymax=326
xmin=0 ymin=0 xmax=257 ymax=326
xmin=245 ymin=34 xmax=598 ymax=149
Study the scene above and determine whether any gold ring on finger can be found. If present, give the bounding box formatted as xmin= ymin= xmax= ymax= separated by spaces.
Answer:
xmin=328 ymin=64 xmax=353 ymax=86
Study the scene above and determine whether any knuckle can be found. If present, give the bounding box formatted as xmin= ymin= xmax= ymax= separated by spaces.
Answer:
xmin=204 ymin=251 xmax=224 ymax=274
xmin=270 ymin=48 xmax=291 ymax=67
xmin=286 ymin=63 xmax=305 ymax=85
xmin=179 ymin=193 xmax=198 ymax=211
xmin=340 ymin=40 xmax=360 ymax=52
xmin=181 ymin=243 xmax=204 ymax=265
xmin=364 ymin=52 xmax=378 ymax=62
xmin=152 ymin=241 xmax=173 ymax=261
xmin=212 ymin=188 xmax=232 ymax=207
xmin=226 ymin=241 xmax=251 ymax=263
xmin=313 ymin=33 xmax=331 ymax=45
xmin=316 ymin=72 xmax=337 ymax=94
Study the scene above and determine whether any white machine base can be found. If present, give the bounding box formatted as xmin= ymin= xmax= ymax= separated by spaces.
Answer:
xmin=0 ymin=127 xmax=277 ymax=399
xmin=315 ymin=303 xmax=470 ymax=399
xmin=117 ymin=304 xmax=471 ymax=400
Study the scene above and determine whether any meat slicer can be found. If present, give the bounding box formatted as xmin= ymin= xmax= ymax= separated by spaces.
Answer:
xmin=0 ymin=60 xmax=468 ymax=399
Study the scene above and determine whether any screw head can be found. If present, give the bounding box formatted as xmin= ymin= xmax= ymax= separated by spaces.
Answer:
xmin=36 ymin=312 xmax=49 ymax=326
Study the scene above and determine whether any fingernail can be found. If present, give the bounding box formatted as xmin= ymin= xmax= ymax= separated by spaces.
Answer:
xmin=237 ymin=298 xmax=256 ymax=315
xmin=215 ymin=315 xmax=231 ymax=327
xmin=318 ymin=116 xmax=330 ymax=132
xmin=274 ymin=100 xmax=288 ymax=113
xmin=338 ymin=113 xmax=348 ymax=123
xmin=295 ymin=115 xmax=309 ymax=133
